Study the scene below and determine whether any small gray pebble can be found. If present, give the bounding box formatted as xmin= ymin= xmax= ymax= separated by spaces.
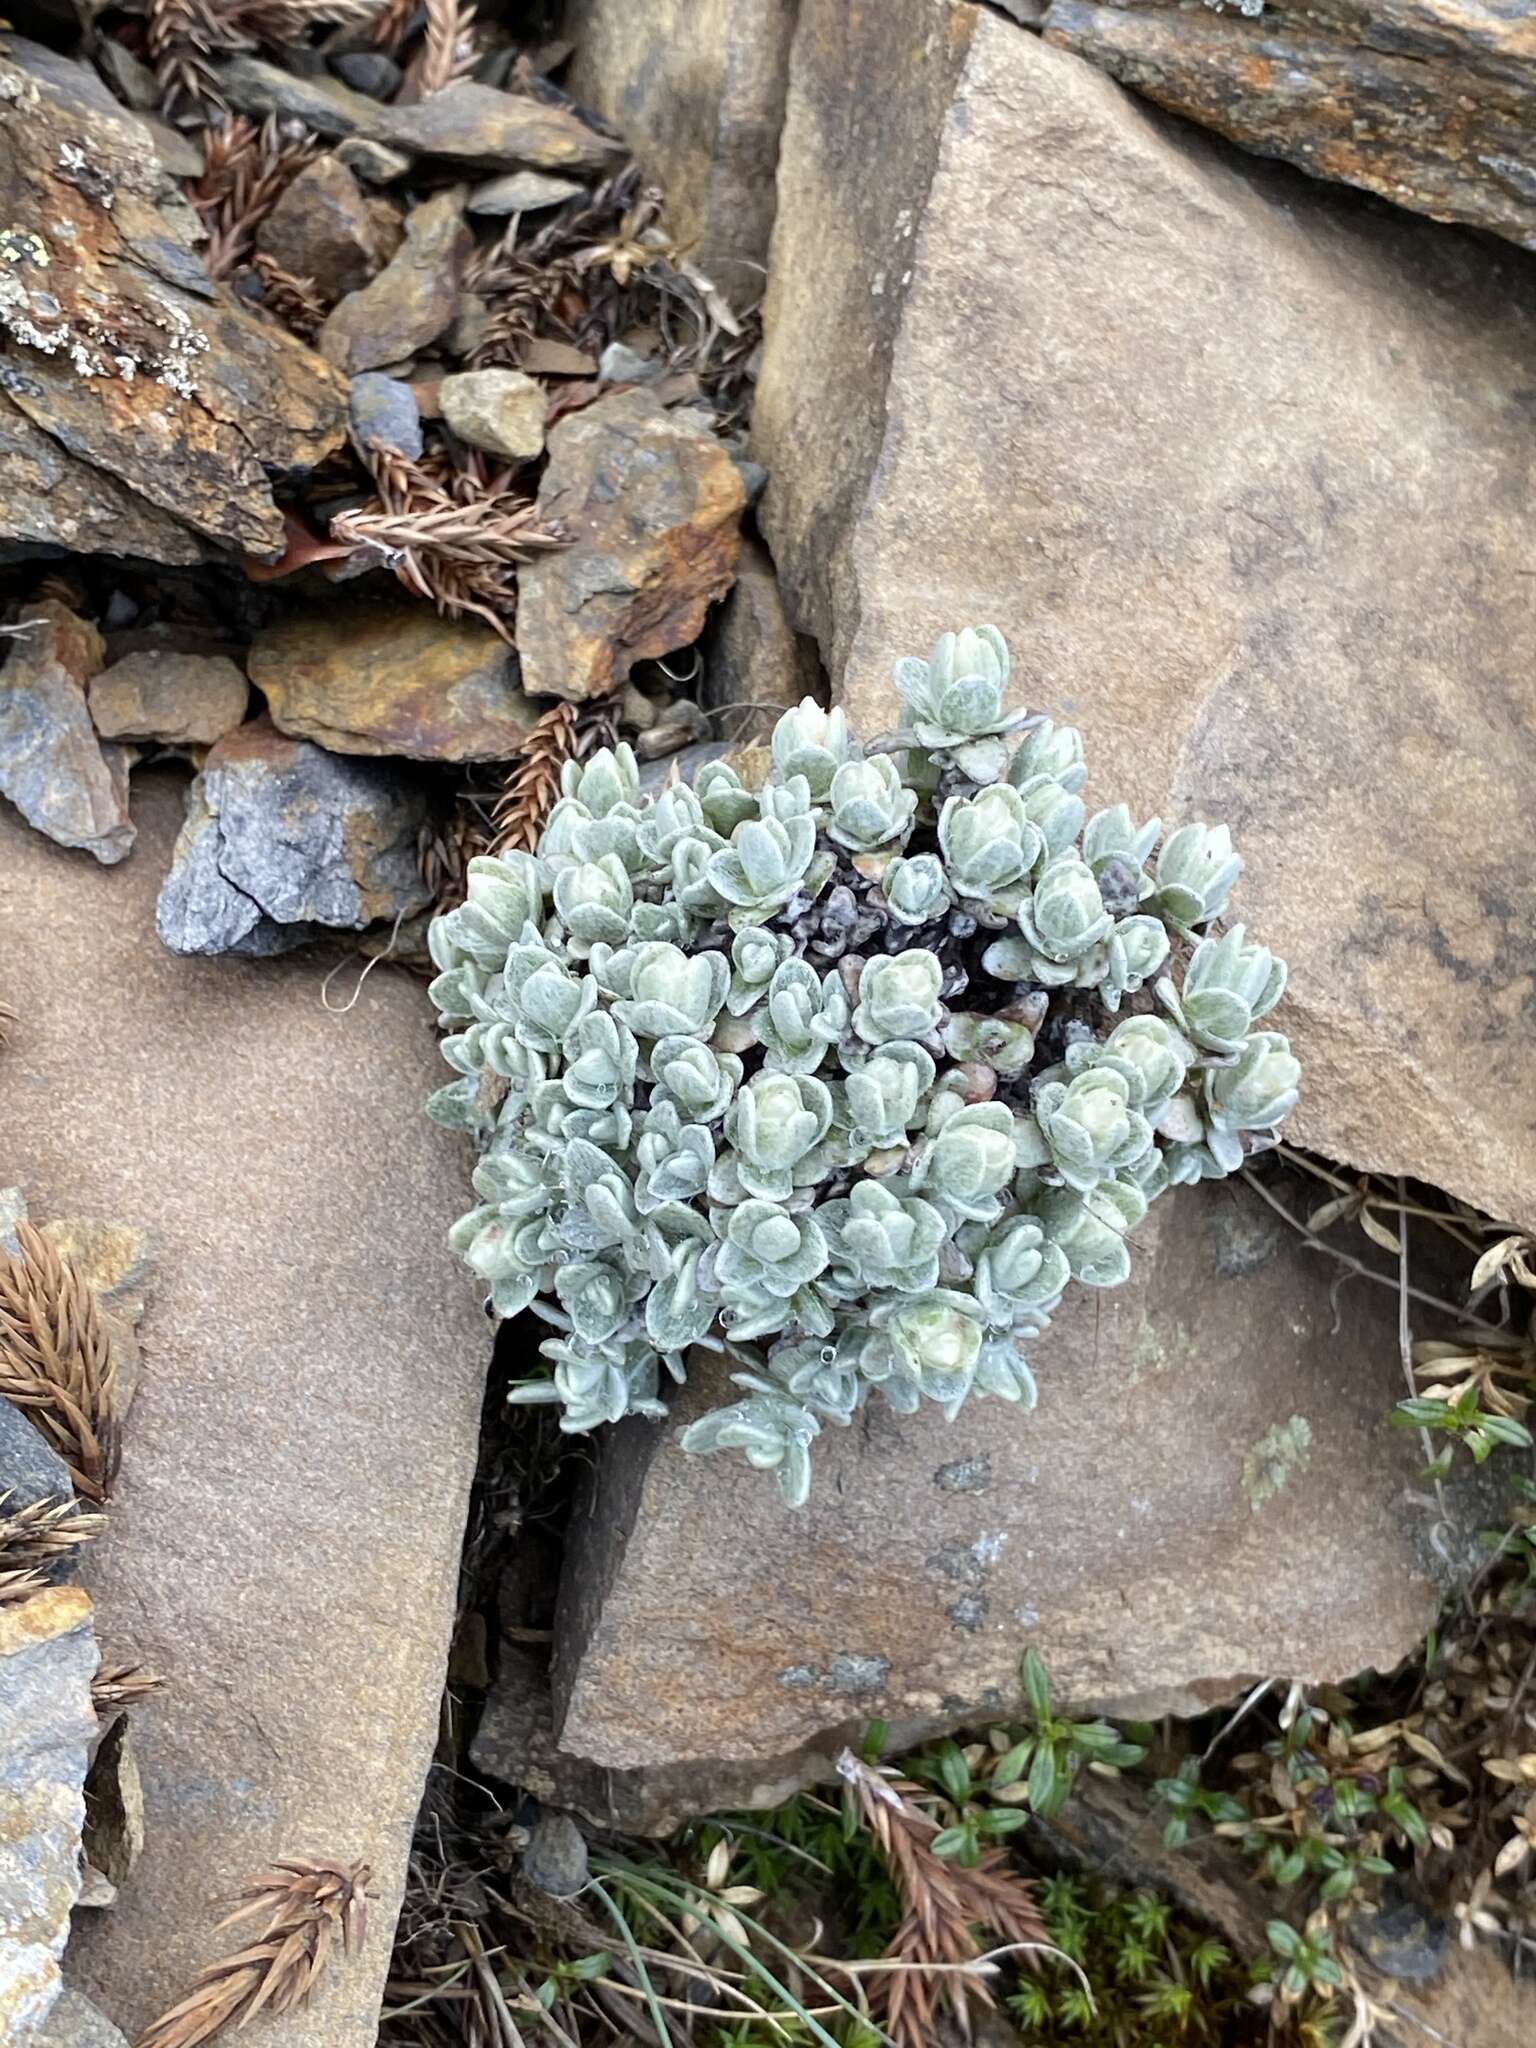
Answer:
xmin=348 ymin=373 xmax=422 ymax=462
xmin=599 ymin=341 xmax=665 ymax=386
xmin=521 ymin=1813 xmax=589 ymax=1898
xmin=333 ymin=52 xmax=403 ymax=99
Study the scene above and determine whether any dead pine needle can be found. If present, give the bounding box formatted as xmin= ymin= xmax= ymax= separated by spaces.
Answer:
xmin=489 ymin=701 xmax=579 ymax=855
xmin=135 ymin=1856 xmax=372 ymax=2048
xmin=0 ymin=1221 xmax=120 ymax=1503
xmin=837 ymin=1749 xmax=1049 ymax=2048
xmin=416 ymin=0 xmax=479 ymax=98
xmin=93 ymin=1662 xmax=170 ymax=1713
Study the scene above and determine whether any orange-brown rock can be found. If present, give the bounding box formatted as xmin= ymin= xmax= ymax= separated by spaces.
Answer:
xmin=319 ymin=189 xmax=470 ymax=376
xmin=0 ymin=41 xmax=347 ymax=562
xmin=249 ymin=594 xmax=537 ymax=759
xmin=88 ymin=651 xmax=248 ymax=748
xmin=517 ymin=390 xmax=745 ymax=701
xmin=1043 ymin=0 xmax=1536 ymax=250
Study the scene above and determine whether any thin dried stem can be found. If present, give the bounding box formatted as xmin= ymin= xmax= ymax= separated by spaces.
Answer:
xmin=488 ymin=702 xmax=578 ymax=855
xmin=251 ymin=252 xmax=328 ymax=339
xmin=135 ymin=1856 xmax=372 ymax=2048
xmin=0 ymin=1222 xmax=120 ymax=1504
xmin=837 ymin=1750 xmax=1047 ymax=2048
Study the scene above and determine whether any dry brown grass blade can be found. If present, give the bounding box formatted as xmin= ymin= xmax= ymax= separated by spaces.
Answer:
xmin=488 ymin=701 xmax=579 ymax=855
xmin=188 ymin=114 xmax=317 ymax=281
xmin=0 ymin=995 xmax=15 ymax=1047
xmin=0 ymin=1221 xmax=120 ymax=1504
xmin=330 ymin=444 xmax=563 ymax=638
xmin=251 ymin=252 xmax=328 ymax=339
xmin=146 ymin=0 xmax=232 ymax=116
xmin=839 ymin=1751 xmax=1046 ymax=2048
xmin=135 ymin=1856 xmax=372 ymax=2048
xmin=0 ymin=1563 xmax=50 ymax=1606
xmin=93 ymin=1662 xmax=170 ymax=1713
xmin=0 ymin=1491 xmax=106 ymax=1568
xmin=416 ymin=0 xmax=479 ymax=97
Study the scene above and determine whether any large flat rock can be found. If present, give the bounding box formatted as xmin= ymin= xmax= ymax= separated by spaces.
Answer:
xmin=0 ymin=776 xmax=490 ymax=2046
xmin=753 ymin=2 xmax=1536 ymax=1229
xmin=555 ymin=1179 xmax=1439 ymax=1786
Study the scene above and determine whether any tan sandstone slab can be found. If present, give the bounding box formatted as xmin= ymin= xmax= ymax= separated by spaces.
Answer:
xmin=753 ymin=1 xmax=1536 ymax=1229
xmin=555 ymin=1179 xmax=1441 ymax=1784
xmin=0 ymin=775 xmax=490 ymax=2046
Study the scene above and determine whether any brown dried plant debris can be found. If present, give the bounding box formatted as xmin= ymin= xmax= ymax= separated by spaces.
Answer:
xmin=0 ymin=1221 xmax=119 ymax=1504
xmin=0 ymin=995 xmax=14 ymax=1046
xmin=838 ymin=1749 xmax=1048 ymax=2048
xmin=250 ymin=252 xmax=328 ymax=340
xmin=0 ymin=1491 xmax=107 ymax=1570
xmin=330 ymin=443 xmax=564 ymax=639
xmin=414 ymin=0 xmax=479 ymax=99
xmin=143 ymin=0 xmax=390 ymax=115
xmin=135 ymin=1856 xmax=372 ymax=2048
xmin=94 ymin=1662 xmax=170 ymax=1713
xmin=488 ymin=699 xmax=577 ymax=855
xmin=188 ymin=113 xmax=317 ymax=282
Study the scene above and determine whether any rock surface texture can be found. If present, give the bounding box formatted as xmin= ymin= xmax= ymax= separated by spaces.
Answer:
xmin=754 ymin=1 xmax=1536 ymax=1230
xmin=565 ymin=0 xmax=797 ymax=284
xmin=555 ymin=1180 xmax=1440 ymax=1791
xmin=319 ymin=189 xmax=470 ymax=376
xmin=249 ymin=595 xmax=536 ymax=758
xmin=518 ymin=390 xmax=745 ymax=700
xmin=1042 ymin=0 xmax=1536 ymax=250
xmin=155 ymin=721 xmax=432 ymax=956
xmin=0 ymin=603 xmax=132 ymax=864
xmin=0 ymin=1587 xmax=98 ymax=2043
xmin=87 ymin=652 xmax=248 ymax=748
xmin=0 ymin=776 xmax=491 ymax=2047
xmin=0 ymin=42 xmax=346 ymax=563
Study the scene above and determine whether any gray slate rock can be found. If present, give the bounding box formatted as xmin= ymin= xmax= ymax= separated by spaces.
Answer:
xmin=155 ymin=721 xmax=432 ymax=957
xmin=332 ymin=52 xmax=402 ymax=100
xmin=0 ymin=1396 xmax=74 ymax=1516
xmin=36 ymin=1988 xmax=130 ymax=2048
xmin=348 ymin=373 xmax=423 ymax=462
xmin=0 ymin=603 xmax=133 ymax=866
xmin=467 ymin=170 xmax=586 ymax=215
xmin=0 ymin=1586 xmax=98 ymax=2041
xmin=320 ymin=189 xmax=469 ymax=376
xmin=520 ymin=1813 xmax=589 ymax=1898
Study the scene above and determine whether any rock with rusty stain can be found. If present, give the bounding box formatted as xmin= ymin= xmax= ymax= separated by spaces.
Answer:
xmin=217 ymin=55 xmax=623 ymax=174
xmin=754 ymin=1 xmax=1536 ymax=1231
xmin=0 ymin=1586 xmax=98 ymax=2041
xmin=88 ymin=652 xmax=247 ymax=749
xmin=551 ymin=1178 xmax=1445 ymax=1808
xmin=517 ymin=389 xmax=744 ymax=701
xmin=155 ymin=720 xmax=432 ymax=956
xmin=438 ymin=368 xmax=546 ymax=464
xmin=1042 ymin=0 xmax=1536 ymax=251
xmin=249 ymin=594 xmax=537 ymax=759
xmin=254 ymin=154 xmax=386 ymax=301
xmin=0 ymin=41 xmax=346 ymax=564
xmin=319 ymin=189 xmax=470 ymax=376
xmin=0 ymin=601 xmax=133 ymax=865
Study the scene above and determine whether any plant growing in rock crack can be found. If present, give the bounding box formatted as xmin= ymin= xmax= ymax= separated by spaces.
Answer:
xmin=427 ymin=624 xmax=1300 ymax=1503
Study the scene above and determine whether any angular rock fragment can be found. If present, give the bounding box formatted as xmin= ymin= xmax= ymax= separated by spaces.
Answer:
xmin=0 ymin=41 xmax=347 ymax=564
xmin=218 ymin=56 xmax=623 ymax=173
xmin=467 ymin=170 xmax=586 ymax=215
xmin=0 ymin=778 xmax=491 ymax=2043
xmin=554 ymin=1181 xmax=1441 ymax=1794
xmin=0 ymin=1587 xmax=98 ymax=2041
xmin=88 ymin=652 xmax=247 ymax=749
xmin=35 ymin=1987 xmax=130 ymax=2048
xmin=566 ymin=0 xmax=796 ymax=282
xmin=347 ymin=373 xmax=423 ymax=462
xmin=1042 ymin=0 xmax=1536 ymax=251
xmin=438 ymin=368 xmax=546 ymax=463
xmin=518 ymin=390 xmax=745 ymax=700
xmin=155 ymin=722 xmax=432 ymax=957
xmin=0 ymin=602 xmax=132 ymax=865
xmin=249 ymin=596 xmax=537 ymax=759
xmin=254 ymin=154 xmax=386 ymax=301
xmin=319 ymin=189 xmax=470 ymax=375
xmin=754 ymin=0 xmax=1536 ymax=1229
